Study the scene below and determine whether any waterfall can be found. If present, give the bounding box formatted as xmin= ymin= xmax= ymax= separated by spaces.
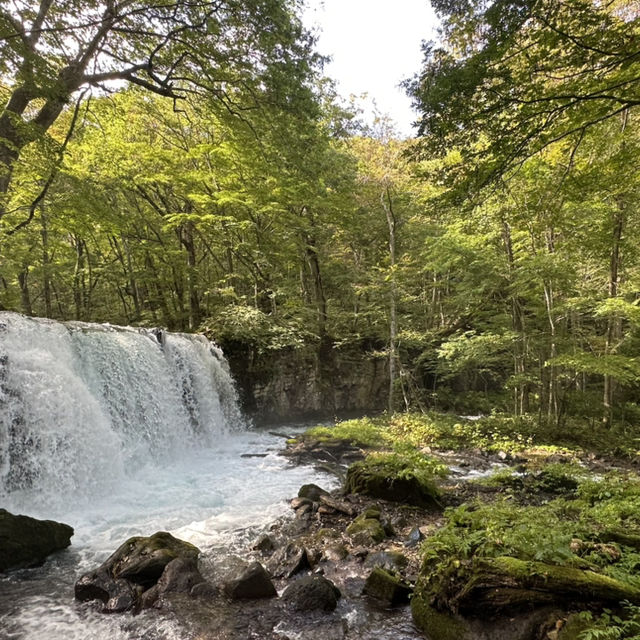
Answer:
xmin=0 ymin=312 xmax=243 ymax=510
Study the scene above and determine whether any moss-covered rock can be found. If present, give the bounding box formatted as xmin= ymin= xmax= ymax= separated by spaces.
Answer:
xmin=420 ymin=556 xmax=640 ymax=618
xmin=344 ymin=455 xmax=442 ymax=508
xmin=363 ymin=567 xmax=412 ymax=605
xmin=0 ymin=508 xmax=73 ymax=572
xmin=75 ymin=531 xmax=201 ymax=613
xmin=346 ymin=515 xmax=386 ymax=545
xmin=410 ymin=599 xmax=473 ymax=640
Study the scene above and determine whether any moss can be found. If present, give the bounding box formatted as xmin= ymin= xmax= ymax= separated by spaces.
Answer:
xmin=446 ymin=556 xmax=640 ymax=615
xmin=346 ymin=516 xmax=386 ymax=544
xmin=362 ymin=567 xmax=412 ymax=605
xmin=344 ymin=455 xmax=443 ymax=509
xmin=410 ymin=593 xmax=472 ymax=640
xmin=303 ymin=418 xmax=388 ymax=448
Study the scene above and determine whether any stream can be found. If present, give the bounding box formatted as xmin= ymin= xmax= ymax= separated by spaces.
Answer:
xmin=0 ymin=428 xmax=338 ymax=639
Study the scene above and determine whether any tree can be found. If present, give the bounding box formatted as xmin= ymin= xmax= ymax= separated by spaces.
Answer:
xmin=0 ymin=0 xmax=318 ymax=214
xmin=406 ymin=0 xmax=640 ymax=186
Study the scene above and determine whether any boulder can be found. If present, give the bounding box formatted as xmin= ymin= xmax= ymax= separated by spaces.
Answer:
xmin=298 ymin=484 xmax=330 ymax=502
xmin=364 ymin=550 xmax=408 ymax=573
xmin=345 ymin=459 xmax=442 ymax=509
xmin=346 ymin=511 xmax=386 ymax=546
xmin=75 ymin=531 xmax=201 ymax=613
xmin=282 ymin=575 xmax=341 ymax=612
xmin=140 ymin=557 xmax=210 ymax=609
xmin=363 ymin=567 xmax=412 ymax=605
xmin=223 ymin=562 xmax=277 ymax=600
xmin=0 ymin=508 xmax=74 ymax=572
xmin=267 ymin=543 xmax=312 ymax=578
xmin=252 ymin=533 xmax=276 ymax=554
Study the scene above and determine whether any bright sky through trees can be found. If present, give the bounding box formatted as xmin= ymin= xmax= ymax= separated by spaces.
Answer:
xmin=303 ymin=0 xmax=439 ymax=137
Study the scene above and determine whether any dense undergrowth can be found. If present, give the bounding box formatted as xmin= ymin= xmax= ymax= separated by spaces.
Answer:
xmin=302 ymin=412 xmax=640 ymax=459
xmin=299 ymin=412 xmax=640 ymax=639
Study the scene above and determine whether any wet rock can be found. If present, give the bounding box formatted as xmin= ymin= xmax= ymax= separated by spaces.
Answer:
xmin=363 ymin=567 xmax=412 ymax=605
xmin=141 ymin=557 xmax=210 ymax=609
xmin=291 ymin=497 xmax=313 ymax=510
xmin=364 ymin=550 xmax=408 ymax=573
xmin=252 ymin=533 xmax=276 ymax=554
xmin=0 ymin=508 xmax=74 ymax=572
xmin=298 ymin=484 xmax=330 ymax=502
xmin=296 ymin=503 xmax=313 ymax=518
xmin=282 ymin=575 xmax=341 ymax=612
xmin=318 ymin=494 xmax=357 ymax=516
xmin=322 ymin=544 xmax=349 ymax=563
xmin=223 ymin=561 xmax=277 ymax=600
xmin=75 ymin=531 xmax=199 ymax=613
xmin=267 ymin=543 xmax=312 ymax=578
xmin=318 ymin=505 xmax=337 ymax=515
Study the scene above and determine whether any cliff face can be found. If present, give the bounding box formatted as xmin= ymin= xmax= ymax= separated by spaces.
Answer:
xmin=222 ymin=339 xmax=388 ymax=424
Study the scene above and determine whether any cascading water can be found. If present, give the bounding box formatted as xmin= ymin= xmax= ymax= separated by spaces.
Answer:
xmin=0 ymin=312 xmax=242 ymax=511
xmin=0 ymin=312 xmax=337 ymax=640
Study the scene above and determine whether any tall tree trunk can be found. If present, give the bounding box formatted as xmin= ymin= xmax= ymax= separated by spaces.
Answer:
xmin=180 ymin=222 xmax=201 ymax=330
xmin=603 ymin=205 xmax=624 ymax=426
xmin=382 ymin=186 xmax=399 ymax=412
xmin=18 ymin=268 xmax=32 ymax=316
xmin=40 ymin=206 xmax=52 ymax=318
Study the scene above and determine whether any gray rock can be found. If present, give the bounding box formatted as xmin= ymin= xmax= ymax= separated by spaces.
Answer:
xmin=405 ymin=526 xmax=424 ymax=547
xmin=141 ymin=557 xmax=209 ymax=609
xmin=364 ymin=550 xmax=408 ymax=572
xmin=224 ymin=562 xmax=277 ymax=600
xmin=0 ymin=508 xmax=73 ymax=572
xmin=298 ymin=484 xmax=330 ymax=502
xmin=252 ymin=533 xmax=276 ymax=554
xmin=75 ymin=531 xmax=200 ymax=613
xmin=267 ymin=543 xmax=312 ymax=578
xmin=282 ymin=575 xmax=341 ymax=612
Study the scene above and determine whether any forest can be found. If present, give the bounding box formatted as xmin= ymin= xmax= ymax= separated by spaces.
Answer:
xmin=5 ymin=3 xmax=640 ymax=640
xmin=3 ymin=0 xmax=640 ymax=432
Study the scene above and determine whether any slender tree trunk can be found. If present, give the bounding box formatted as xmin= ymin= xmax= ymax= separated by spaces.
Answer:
xmin=18 ymin=268 xmax=32 ymax=316
xmin=603 ymin=205 xmax=624 ymax=426
xmin=73 ymin=236 xmax=85 ymax=320
xmin=180 ymin=222 xmax=201 ymax=330
xmin=382 ymin=186 xmax=398 ymax=413
xmin=40 ymin=206 xmax=52 ymax=318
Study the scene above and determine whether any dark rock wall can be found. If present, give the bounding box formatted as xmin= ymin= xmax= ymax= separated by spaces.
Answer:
xmin=222 ymin=339 xmax=388 ymax=424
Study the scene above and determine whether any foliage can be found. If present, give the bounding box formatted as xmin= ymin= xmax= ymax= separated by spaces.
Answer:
xmin=302 ymin=418 xmax=390 ymax=448
xmin=578 ymin=602 xmax=640 ymax=640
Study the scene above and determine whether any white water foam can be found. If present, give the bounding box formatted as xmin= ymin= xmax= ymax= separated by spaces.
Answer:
xmin=0 ymin=312 xmax=337 ymax=638
xmin=0 ymin=312 xmax=241 ymax=511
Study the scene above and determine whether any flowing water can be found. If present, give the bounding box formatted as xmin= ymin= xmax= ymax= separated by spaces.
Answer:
xmin=0 ymin=313 xmax=337 ymax=639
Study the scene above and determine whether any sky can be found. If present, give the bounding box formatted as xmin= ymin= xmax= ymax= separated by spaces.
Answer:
xmin=302 ymin=0 xmax=440 ymax=138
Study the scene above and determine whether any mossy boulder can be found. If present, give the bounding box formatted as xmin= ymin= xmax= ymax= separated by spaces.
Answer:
xmin=346 ymin=512 xmax=386 ymax=545
xmin=411 ymin=600 xmax=473 ymax=640
xmin=0 ymin=508 xmax=74 ymax=571
xmin=344 ymin=456 xmax=442 ymax=508
xmin=363 ymin=567 xmax=412 ymax=605
xmin=75 ymin=531 xmax=201 ymax=613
